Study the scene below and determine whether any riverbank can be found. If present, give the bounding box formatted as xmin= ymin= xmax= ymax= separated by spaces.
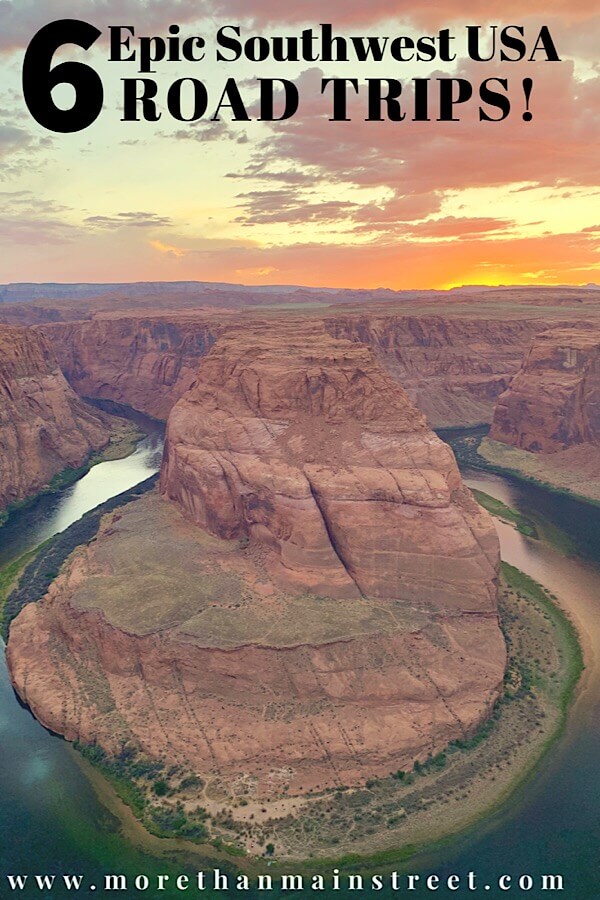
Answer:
xmin=0 ymin=423 xmax=586 ymax=876
xmin=0 ymin=413 xmax=143 ymax=530
xmin=471 ymin=489 xmax=538 ymax=538
xmin=478 ymin=437 xmax=600 ymax=507
xmin=1 ymin=415 xmax=597 ymax=895
xmin=1 ymin=474 xmax=158 ymax=637
xmin=2 ymin=471 xmax=581 ymax=867
xmin=441 ymin=426 xmax=600 ymax=511
xmin=2 ymin=453 xmax=583 ymax=866
xmin=0 ymin=546 xmax=44 ymax=621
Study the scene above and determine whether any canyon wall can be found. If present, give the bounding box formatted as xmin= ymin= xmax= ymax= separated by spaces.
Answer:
xmin=8 ymin=323 xmax=505 ymax=794
xmin=324 ymin=314 xmax=552 ymax=427
xmin=39 ymin=313 xmax=224 ymax=421
xmin=39 ymin=311 xmax=561 ymax=428
xmin=490 ymin=327 xmax=600 ymax=452
xmin=0 ymin=325 xmax=111 ymax=511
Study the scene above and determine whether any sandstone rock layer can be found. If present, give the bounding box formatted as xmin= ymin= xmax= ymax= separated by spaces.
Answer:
xmin=0 ymin=325 xmax=110 ymax=510
xmin=324 ymin=314 xmax=543 ymax=427
xmin=38 ymin=309 xmax=572 ymax=428
xmin=39 ymin=312 xmax=224 ymax=421
xmin=161 ymin=323 xmax=501 ymax=611
xmin=491 ymin=327 xmax=600 ymax=452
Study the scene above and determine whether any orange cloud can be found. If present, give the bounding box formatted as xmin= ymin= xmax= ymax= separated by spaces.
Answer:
xmin=149 ymin=239 xmax=187 ymax=258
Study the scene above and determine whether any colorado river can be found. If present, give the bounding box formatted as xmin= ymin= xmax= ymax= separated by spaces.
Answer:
xmin=0 ymin=425 xmax=599 ymax=897
xmin=0 ymin=408 xmax=168 ymax=889
xmin=408 ymin=469 xmax=600 ymax=898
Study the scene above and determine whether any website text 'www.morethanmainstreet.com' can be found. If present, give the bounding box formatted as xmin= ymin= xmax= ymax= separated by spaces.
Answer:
xmin=2 ymin=869 xmax=566 ymax=893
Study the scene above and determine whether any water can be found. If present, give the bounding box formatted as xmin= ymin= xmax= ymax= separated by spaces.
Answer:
xmin=0 ymin=407 xmax=164 ymax=568
xmin=0 ymin=408 xmax=170 ymax=892
xmin=406 ymin=469 xmax=600 ymax=897
xmin=0 ymin=425 xmax=599 ymax=897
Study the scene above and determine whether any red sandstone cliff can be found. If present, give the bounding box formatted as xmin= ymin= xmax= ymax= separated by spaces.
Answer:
xmin=490 ymin=327 xmax=600 ymax=452
xmin=324 ymin=314 xmax=553 ymax=427
xmin=39 ymin=312 xmax=224 ymax=421
xmin=161 ymin=322 xmax=501 ymax=610
xmin=0 ymin=325 xmax=111 ymax=511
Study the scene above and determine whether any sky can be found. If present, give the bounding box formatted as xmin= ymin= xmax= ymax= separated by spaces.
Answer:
xmin=0 ymin=0 xmax=598 ymax=289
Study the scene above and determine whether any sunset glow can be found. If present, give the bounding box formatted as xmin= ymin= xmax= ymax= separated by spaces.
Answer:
xmin=0 ymin=1 xmax=598 ymax=288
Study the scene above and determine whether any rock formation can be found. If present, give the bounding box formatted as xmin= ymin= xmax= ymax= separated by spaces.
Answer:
xmin=161 ymin=322 xmax=502 ymax=609
xmin=8 ymin=323 xmax=506 ymax=795
xmin=39 ymin=312 xmax=224 ymax=421
xmin=0 ymin=325 xmax=111 ymax=511
xmin=490 ymin=327 xmax=600 ymax=452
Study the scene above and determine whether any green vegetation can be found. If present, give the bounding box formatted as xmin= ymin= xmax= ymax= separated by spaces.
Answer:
xmin=441 ymin=426 xmax=600 ymax=511
xmin=153 ymin=780 xmax=169 ymax=797
xmin=241 ymin=565 xmax=582 ymax=862
xmin=0 ymin=546 xmax=43 ymax=617
xmin=440 ymin=428 xmax=589 ymax=558
xmin=72 ymin=562 xmax=582 ymax=863
xmin=501 ymin=562 xmax=584 ymax=716
xmin=75 ymin=741 xmax=211 ymax=843
xmin=472 ymin=488 xmax=538 ymax=537
xmin=479 ymin=437 xmax=600 ymax=509
xmin=1 ymin=414 xmax=583 ymax=862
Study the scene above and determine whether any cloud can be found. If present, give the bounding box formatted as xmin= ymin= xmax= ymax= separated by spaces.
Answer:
xmin=234 ymin=265 xmax=277 ymax=276
xmin=170 ymin=121 xmax=249 ymax=145
xmin=139 ymin=226 xmax=600 ymax=289
xmin=149 ymin=233 xmax=257 ymax=259
xmin=149 ymin=239 xmax=187 ymax=258
xmin=85 ymin=211 xmax=173 ymax=229
xmin=211 ymin=0 xmax=597 ymax=27
xmin=0 ymin=195 xmax=174 ymax=244
xmin=0 ymin=0 xmax=596 ymax=56
xmin=352 ymin=193 xmax=444 ymax=230
xmin=0 ymin=191 xmax=75 ymax=243
xmin=0 ymin=124 xmax=32 ymax=159
xmin=234 ymin=188 xmax=357 ymax=225
xmin=0 ymin=0 xmax=208 ymax=52
xmin=228 ymin=60 xmax=599 ymax=239
xmin=360 ymin=215 xmax=517 ymax=239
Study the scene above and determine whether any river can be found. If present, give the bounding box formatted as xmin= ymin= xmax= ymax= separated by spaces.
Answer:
xmin=0 ymin=409 xmax=172 ymax=890
xmin=0 ymin=426 xmax=599 ymax=897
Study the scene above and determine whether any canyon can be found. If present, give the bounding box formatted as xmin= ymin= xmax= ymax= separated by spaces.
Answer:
xmin=39 ymin=312 xmax=225 ymax=422
xmin=7 ymin=322 xmax=505 ymax=796
xmin=3 ymin=283 xmax=599 ymax=817
xmin=0 ymin=325 xmax=113 ymax=513
xmin=323 ymin=312 xmax=547 ymax=427
xmin=31 ymin=299 xmax=597 ymax=428
xmin=2 ymin=283 xmax=598 ymax=429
